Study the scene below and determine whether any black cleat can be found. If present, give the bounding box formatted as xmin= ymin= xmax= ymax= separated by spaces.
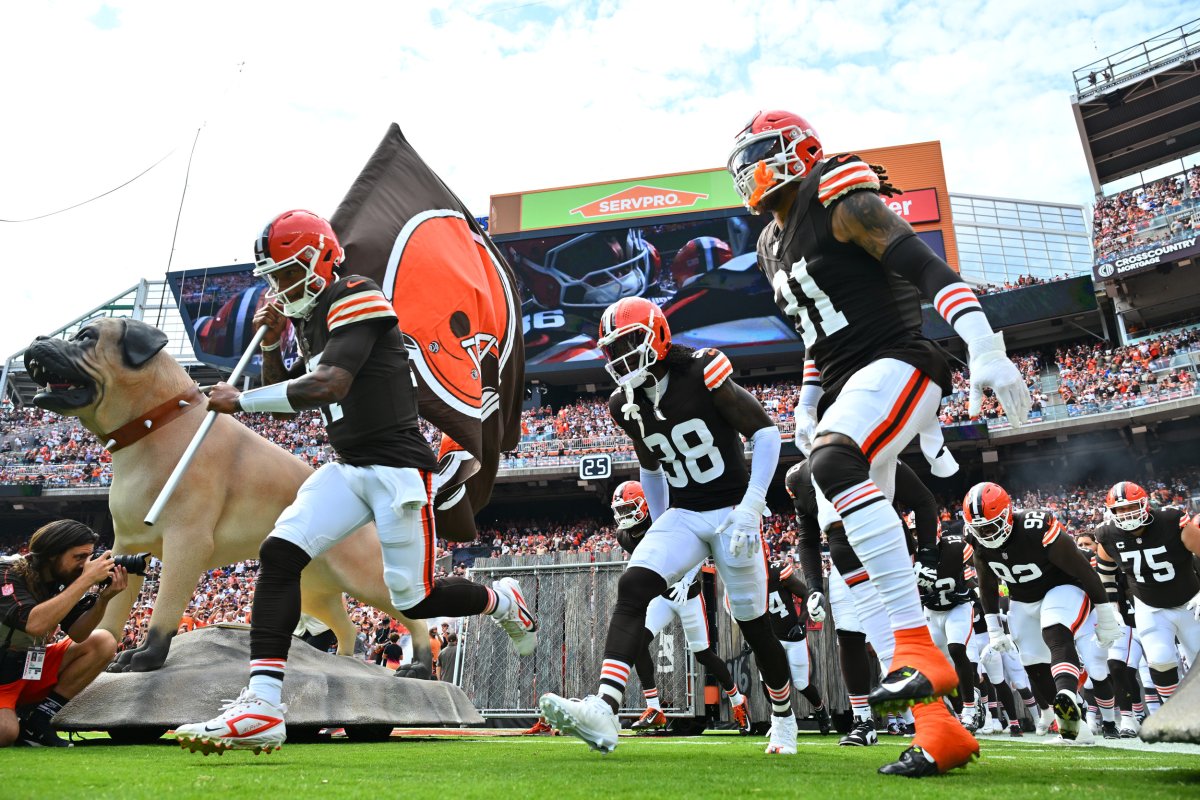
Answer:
xmin=869 ymin=667 xmax=942 ymax=713
xmin=840 ymin=718 xmax=879 ymax=746
xmin=878 ymin=745 xmax=940 ymax=778
xmin=1053 ymin=690 xmax=1082 ymax=741
xmin=814 ymin=706 xmax=832 ymax=736
xmin=1009 ymin=721 xmax=1023 ymax=738
xmin=19 ymin=713 xmax=72 ymax=748
xmin=1101 ymin=721 xmax=1119 ymax=740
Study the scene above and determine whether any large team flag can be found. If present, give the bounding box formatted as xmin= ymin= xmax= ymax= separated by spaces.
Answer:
xmin=330 ymin=123 xmax=524 ymax=541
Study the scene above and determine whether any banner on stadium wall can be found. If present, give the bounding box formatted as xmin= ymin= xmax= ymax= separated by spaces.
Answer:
xmin=1092 ymin=237 xmax=1200 ymax=282
xmin=514 ymin=169 xmax=744 ymax=231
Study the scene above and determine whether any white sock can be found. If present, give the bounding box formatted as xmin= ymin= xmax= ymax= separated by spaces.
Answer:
xmin=725 ymin=686 xmax=745 ymax=706
xmin=488 ymin=585 xmax=512 ymax=617
xmin=644 ymin=689 xmax=661 ymax=711
xmin=838 ymin=496 xmax=927 ymax=632
xmin=843 ymin=573 xmax=896 ymax=664
xmin=248 ymin=674 xmax=284 ymax=707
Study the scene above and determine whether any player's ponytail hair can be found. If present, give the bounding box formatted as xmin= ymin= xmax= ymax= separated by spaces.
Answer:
xmin=664 ymin=343 xmax=699 ymax=372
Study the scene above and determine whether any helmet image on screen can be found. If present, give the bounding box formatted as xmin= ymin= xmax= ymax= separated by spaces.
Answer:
xmin=518 ymin=229 xmax=660 ymax=309
xmin=669 ymin=236 xmax=733 ymax=289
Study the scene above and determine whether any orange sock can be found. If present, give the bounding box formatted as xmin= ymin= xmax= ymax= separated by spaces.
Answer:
xmin=912 ymin=701 xmax=979 ymax=773
xmin=890 ymin=626 xmax=957 ymax=695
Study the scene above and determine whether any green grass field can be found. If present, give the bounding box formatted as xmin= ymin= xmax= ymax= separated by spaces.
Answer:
xmin=3 ymin=732 xmax=1197 ymax=800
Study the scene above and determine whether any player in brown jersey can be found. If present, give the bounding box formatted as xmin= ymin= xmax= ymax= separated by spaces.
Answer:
xmin=177 ymin=211 xmax=536 ymax=755
xmin=765 ymin=557 xmax=831 ymax=735
xmin=963 ymin=482 xmax=1121 ymax=742
xmin=1093 ymin=481 xmax=1200 ymax=707
xmin=540 ymin=297 xmax=797 ymax=755
xmin=728 ymin=110 xmax=1030 ymax=776
xmin=609 ymin=481 xmax=752 ymax=733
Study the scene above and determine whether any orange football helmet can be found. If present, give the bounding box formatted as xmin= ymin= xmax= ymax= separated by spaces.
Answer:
xmin=727 ymin=110 xmax=823 ymax=213
xmin=612 ymin=480 xmax=649 ymax=530
xmin=963 ymin=482 xmax=1014 ymax=549
xmin=1105 ymin=481 xmax=1150 ymax=531
xmin=598 ymin=296 xmax=671 ymax=390
xmin=253 ymin=209 xmax=344 ymax=318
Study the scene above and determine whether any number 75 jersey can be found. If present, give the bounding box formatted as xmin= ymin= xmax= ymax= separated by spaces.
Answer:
xmin=968 ymin=510 xmax=1079 ymax=604
xmin=608 ymin=347 xmax=750 ymax=512
xmin=1095 ymin=507 xmax=1199 ymax=609
xmin=754 ymin=155 xmax=950 ymax=404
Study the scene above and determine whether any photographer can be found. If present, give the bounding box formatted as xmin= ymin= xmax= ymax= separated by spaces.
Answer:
xmin=0 ymin=520 xmax=128 ymax=748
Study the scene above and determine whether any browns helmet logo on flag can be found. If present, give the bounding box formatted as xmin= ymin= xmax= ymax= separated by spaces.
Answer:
xmin=330 ymin=124 xmax=524 ymax=541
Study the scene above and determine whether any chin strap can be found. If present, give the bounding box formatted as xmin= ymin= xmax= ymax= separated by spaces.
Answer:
xmin=620 ymin=374 xmax=668 ymax=438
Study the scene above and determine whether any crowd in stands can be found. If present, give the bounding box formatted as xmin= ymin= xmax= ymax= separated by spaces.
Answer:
xmin=4 ymin=326 xmax=1200 ymax=486
xmin=1093 ymin=166 xmax=1200 ymax=264
xmin=973 ymin=273 xmax=1077 ymax=295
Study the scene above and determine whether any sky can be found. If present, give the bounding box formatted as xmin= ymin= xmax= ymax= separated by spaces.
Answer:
xmin=0 ymin=0 xmax=1194 ymax=358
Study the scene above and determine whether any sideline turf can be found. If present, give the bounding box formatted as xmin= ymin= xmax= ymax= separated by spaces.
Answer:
xmin=1 ymin=733 xmax=1196 ymax=799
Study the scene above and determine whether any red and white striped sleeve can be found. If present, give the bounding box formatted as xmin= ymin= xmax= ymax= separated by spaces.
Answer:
xmin=702 ymin=349 xmax=734 ymax=391
xmin=327 ymin=281 xmax=397 ymax=333
xmin=1041 ymin=516 xmax=1063 ymax=547
xmin=818 ymin=157 xmax=880 ymax=207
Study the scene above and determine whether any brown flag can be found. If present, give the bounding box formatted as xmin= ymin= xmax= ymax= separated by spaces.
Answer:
xmin=331 ymin=123 xmax=524 ymax=541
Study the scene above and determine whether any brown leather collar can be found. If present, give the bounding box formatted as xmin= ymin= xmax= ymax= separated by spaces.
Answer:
xmin=102 ymin=386 xmax=204 ymax=452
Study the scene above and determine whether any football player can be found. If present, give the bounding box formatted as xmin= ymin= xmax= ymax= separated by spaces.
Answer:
xmin=917 ymin=519 xmax=977 ymax=726
xmin=964 ymin=482 xmax=1121 ymax=742
xmin=539 ymin=297 xmax=797 ymax=754
xmin=176 ymin=211 xmax=537 ymax=755
xmin=1077 ymin=530 xmax=1144 ymax=737
xmin=1093 ymin=482 xmax=1200 ymax=709
xmin=610 ymin=481 xmax=752 ymax=733
xmin=728 ymin=109 xmax=1029 ymax=776
xmin=765 ymin=555 xmax=831 ymax=734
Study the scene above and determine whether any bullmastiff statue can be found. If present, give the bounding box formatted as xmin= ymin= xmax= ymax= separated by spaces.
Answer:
xmin=22 ymin=318 xmax=433 ymax=675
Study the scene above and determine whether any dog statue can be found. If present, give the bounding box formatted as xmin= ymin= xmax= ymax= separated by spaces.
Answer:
xmin=23 ymin=318 xmax=432 ymax=675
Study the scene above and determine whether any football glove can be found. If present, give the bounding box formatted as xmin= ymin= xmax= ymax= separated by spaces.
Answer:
xmin=914 ymin=547 xmax=940 ymax=590
xmin=985 ymin=613 xmax=1016 ymax=653
xmin=668 ymin=579 xmax=690 ymax=605
xmin=1189 ymin=591 xmax=1200 ymax=621
xmin=795 ymin=407 xmax=818 ymax=457
xmin=1095 ymin=603 xmax=1122 ymax=649
xmin=967 ymin=332 xmax=1032 ymax=429
xmin=806 ymin=591 xmax=827 ymax=623
xmin=717 ymin=500 xmax=765 ymax=560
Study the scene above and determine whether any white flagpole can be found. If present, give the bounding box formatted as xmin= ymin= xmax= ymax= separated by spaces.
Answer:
xmin=144 ymin=326 xmax=268 ymax=526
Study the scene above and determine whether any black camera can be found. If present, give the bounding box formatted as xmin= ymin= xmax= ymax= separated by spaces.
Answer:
xmin=92 ymin=549 xmax=151 ymax=577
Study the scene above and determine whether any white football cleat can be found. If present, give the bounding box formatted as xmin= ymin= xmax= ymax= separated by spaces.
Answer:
xmin=1118 ymin=713 xmax=1140 ymax=739
xmin=765 ymin=714 xmax=797 ymax=754
xmin=538 ymin=693 xmax=619 ymax=754
xmin=175 ymin=688 xmax=287 ymax=755
xmin=1035 ymin=706 xmax=1055 ymax=736
xmin=492 ymin=577 xmax=538 ymax=656
xmin=1053 ymin=689 xmax=1083 ymax=741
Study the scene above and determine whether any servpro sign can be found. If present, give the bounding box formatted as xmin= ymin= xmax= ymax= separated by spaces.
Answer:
xmin=570 ymin=185 xmax=710 ymax=218
xmin=493 ymin=168 xmax=745 ymax=233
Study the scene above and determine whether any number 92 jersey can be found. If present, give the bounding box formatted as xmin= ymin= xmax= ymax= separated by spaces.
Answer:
xmin=968 ymin=510 xmax=1078 ymax=604
xmin=1095 ymin=507 xmax=1199 ymax=609
xmin=754 ymin=155 xmax=950 ymax=406
xmin=608 ymin=347 xmax=749 ymax=512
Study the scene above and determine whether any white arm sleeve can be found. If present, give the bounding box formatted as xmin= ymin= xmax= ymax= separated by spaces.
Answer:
xmin=640 ymin=466 xmax=669 ymax=521
xmin=744 ymin=425 xmax=782 ymax=510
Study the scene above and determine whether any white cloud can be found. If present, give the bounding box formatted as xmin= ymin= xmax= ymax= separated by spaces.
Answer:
xmin=0 ymin=0 xmax=1194 ymax=356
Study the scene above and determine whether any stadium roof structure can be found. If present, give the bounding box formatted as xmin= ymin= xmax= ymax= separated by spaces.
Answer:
xmin=1071 ymin=18 xmax=1200 ymax=192
xmin=0 ymin=278 xmax=219 ymax=406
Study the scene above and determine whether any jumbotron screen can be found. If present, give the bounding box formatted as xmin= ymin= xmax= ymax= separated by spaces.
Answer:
xmin=498 ymin=212 xmax=948 ymax=368
xmin=1091 ymin=165 xmax=1200 ymax=282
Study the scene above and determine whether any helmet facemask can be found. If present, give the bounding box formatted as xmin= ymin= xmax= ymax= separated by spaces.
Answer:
xmin=599 ymin=323 xmax=659 ymax=392
xmin=967 ymin=508 xmax=1013 ymax=549
xmin=727 ymin=126 xmax=818 ymax=212
xmin=254 ymin=243 xmax=327 ymax=319
xmin=1106 ymin=499 xmax=1149 ymax=532
xmin=612 ymin=495 xmax=647 ymax=530
xmin=522 ymin=232 xmax=652 ymax=308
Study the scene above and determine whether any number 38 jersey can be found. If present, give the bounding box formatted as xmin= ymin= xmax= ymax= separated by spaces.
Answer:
xmin=1095 ymin=507 xmax=1199 ymax=609
xmin=608 ymin=347 xmax=750 ymax=513
xmin=755 ymin=155 xmax=951 ymax=406
xmin=968 ymin=510 xmax=1078 ymax=604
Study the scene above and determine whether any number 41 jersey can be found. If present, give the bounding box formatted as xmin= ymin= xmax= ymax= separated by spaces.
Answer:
xmin=755 ymin=155 xmax=951 ymax=405
xmin=608 ymin=347 xmax=750 ymax=513
xmin=969 ymin=510 xmax=1078 ymax=604
xmin=1095 ymin=507 xmax=1199 ymax=609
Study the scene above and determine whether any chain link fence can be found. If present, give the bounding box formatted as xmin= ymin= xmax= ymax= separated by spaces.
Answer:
xmin=456 ymin=554 xmax=698 ymax=717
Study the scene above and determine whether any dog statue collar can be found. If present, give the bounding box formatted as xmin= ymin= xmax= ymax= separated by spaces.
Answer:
xmin=101 ymin=386 xmax=204 ymax=452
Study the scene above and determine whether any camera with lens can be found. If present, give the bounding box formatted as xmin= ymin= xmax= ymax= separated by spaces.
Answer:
xmin=91 ymin=548 xmax=151 ymax=587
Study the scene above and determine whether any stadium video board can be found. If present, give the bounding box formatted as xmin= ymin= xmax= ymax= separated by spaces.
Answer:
xmin=1092 ymin=165 xmax=1200 ymax=282
xmin=497 ymin=211 xmax=948 ymax=370
xmin=166 ymin=264 xmax=300 ymax=376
